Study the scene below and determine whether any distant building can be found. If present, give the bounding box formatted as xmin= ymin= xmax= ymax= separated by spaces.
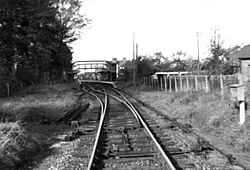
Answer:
xmin=118 ymin=57 xmax=127 ymax=70
xmin=229 ymin=45 xmax=250 ymax=82
xmin=117 ymin=57 xmax=128 ymax=78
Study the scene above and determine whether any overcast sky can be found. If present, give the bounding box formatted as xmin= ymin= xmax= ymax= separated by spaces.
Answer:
xmin=71 ymin=0 xmax=250 ymax=61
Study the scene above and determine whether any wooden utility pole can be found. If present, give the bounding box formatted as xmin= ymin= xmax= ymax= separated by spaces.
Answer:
xmin=132 ymin=33 xmax=136 ymax=86
xmin=135 ymin=43 xmax=138 ymax=84
xmin=196 ymin=32 xmax=200 ymax=75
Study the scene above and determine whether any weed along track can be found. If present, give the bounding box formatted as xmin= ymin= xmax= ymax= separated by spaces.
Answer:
xmin=80 ymin=82 xmax=245 ymax=170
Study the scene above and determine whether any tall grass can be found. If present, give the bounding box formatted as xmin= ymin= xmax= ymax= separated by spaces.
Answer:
xmin=0 ymin=122 xmax=40 ymax=169
xmin=0 ymin=83 xmax=78 ymax=168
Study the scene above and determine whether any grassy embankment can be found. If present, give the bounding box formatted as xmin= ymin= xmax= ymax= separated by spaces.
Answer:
xmin=132 ymin=85 xmax=250 ymax=168
xmin=0 ymin=83 xmax=80 ymax=169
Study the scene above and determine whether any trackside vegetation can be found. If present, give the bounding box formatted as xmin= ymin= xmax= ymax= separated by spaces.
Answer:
xmin=0 ymin=0 xmax=87 ymax=96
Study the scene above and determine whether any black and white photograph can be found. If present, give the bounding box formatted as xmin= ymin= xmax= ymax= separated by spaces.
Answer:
xmin=0 ymin=0 xmax=250 ymax=169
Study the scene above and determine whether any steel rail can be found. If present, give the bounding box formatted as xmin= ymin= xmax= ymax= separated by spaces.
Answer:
xmin=86 ymin=86 xmax=141 ymax=125
xmin=112 ymin=88 xmax=176 ymax=170
xmin=83 ymin=85 xmax=176 ymax=170
xmin=83 ymin=89 xmax=108 ymax=170
xmin=81 ymin=88 xmax=105 ymax=113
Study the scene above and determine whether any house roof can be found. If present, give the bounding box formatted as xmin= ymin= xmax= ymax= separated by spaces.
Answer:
xmin=229 ymin=45 xmax=250 ymax=62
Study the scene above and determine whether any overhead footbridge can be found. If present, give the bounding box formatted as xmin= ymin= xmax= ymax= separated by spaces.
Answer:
xmin=73 ymin=60 xmax=118 ymax=83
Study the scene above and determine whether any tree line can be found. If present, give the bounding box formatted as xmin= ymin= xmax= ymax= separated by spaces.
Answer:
xmin=0 ymin=0 xmax=87 ymax=96
xmin=121 ymin=32 xmax=240 ymax=82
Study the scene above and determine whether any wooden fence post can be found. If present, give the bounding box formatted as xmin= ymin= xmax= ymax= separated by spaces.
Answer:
xmin=186 ymin=76 xmax=189 ymax=91
xmin=239 ymin=101 xmax=245 ymax=125
xmin=169 ymin=76 xmax=172 ymax=92
xmin=220 ymin=74 xmax=224 ymax=96
xmin=179 ymin=75 xmax=182 ymax=91
xmin=195 ymin=75 xmax=198 ymax=91
xmin=210 ymin=75 xmax=214 ymax=92
xmin=161 ymin=76 xmax=164 ymax=90
xmin=174 ymin=76 xmax=178 ymax=92
xmin=164 ymin=76 xmax=167 ymax=91
xmin=159 ymin=77 xmax=161 ymax=90
xmin=156 ymin=78 xmax=158 ymax=89
xmin=160 ymin=76 xmax=163 ymax=90
xmin=205 ymin=75 xmax=209 ymax=93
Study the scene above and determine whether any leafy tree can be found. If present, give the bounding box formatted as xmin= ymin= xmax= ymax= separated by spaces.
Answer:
xmin=0 ymin=0 xmax=87 ymax=95
xmin=153 ymin=52 xmax=172 ymax=71
xmin=55 ymin=0 xmax=88 ymax=43
xmin=137 ymin=56 xmax=157 ymax=76
xmin=202 ymin=31 xmax=240 ymax=75
xmin=203 ymin=30 xmax=226 ymax=74
xmin=184 ymin=58 xmax=199 ymax=72
xmin=169 ymin=51 xmax=188 ymax=71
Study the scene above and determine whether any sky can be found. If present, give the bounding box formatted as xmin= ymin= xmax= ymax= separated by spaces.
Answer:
xmin=71 ymin=0 xmax=250 ymax=62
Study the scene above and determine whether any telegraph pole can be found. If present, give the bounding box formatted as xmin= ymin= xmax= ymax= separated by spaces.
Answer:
xmin=135 ymin=43 xmax=138 ymax=84
xmin=132 ymin=33 xmax=136 ymax=86
xmin=196 ymin=32 xmax=200 ymax=75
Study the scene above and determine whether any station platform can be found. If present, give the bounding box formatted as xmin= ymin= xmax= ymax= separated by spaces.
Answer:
xmin=78 ymin=80 xmax=116 ymax=88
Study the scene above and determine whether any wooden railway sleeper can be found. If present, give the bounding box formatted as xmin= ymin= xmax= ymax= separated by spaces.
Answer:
xmin=86 ymin=87 xmax=178 ymax=170
xmin=109 ymin=150 xmax=157 ymax=159
xmin=103 ymin=157 xmax=164 ymax=169
xmin=107 ymin=143 xmax=157 ymax=153
xmin=121 ymin=128 xmax=133 ymax=151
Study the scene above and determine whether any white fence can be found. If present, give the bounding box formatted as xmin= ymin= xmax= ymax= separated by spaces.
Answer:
xmin=143 ymin=74 xmax=238 ymax=93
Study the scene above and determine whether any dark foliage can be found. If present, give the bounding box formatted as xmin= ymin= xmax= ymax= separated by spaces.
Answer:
xmin=0 ymin=0 xmax=87 ymax=95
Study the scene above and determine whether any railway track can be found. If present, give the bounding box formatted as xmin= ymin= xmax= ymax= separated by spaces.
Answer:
xmin=82 ymin=85 xmax=176 ymax=170
xmin=80 ymin=82 xmax=244 ymax=170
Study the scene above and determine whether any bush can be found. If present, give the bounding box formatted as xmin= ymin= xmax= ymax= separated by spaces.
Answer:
xmin=0 ymin=122 xmax=40 ymax=169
